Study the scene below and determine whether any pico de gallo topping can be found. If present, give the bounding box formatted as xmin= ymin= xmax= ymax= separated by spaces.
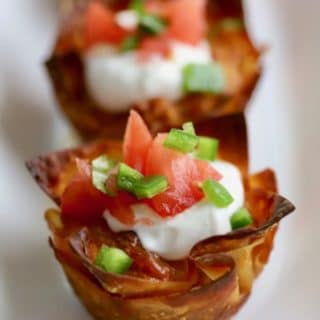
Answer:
xmin=83 ymin=0 xmax=226 ymax=112
xmin=61 ymin=110 xmax=252 ymax=230
xmin=84 ymin=0 xmax=208 ymax=57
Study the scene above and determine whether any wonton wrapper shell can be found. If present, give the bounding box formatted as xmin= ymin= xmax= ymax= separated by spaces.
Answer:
xmin=26 ymin=114 xmax=294 ymax=319
xmin=46 ymin=0 xmax=261 ymax=140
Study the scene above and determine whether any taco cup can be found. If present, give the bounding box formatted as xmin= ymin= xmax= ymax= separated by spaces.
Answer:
xmin=47 ymin=0 xmax=260 ymax=140
xmin=26 ymin=111 xmax=294 ymax=319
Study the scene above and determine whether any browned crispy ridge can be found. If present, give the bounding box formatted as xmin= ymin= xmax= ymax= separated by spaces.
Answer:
xmin=46 ymin=0 xmax=261 ymax=140
xmin=26 ymin=114 xmax=294 ymax=319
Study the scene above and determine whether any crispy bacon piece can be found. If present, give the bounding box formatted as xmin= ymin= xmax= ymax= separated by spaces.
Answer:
xmin=69 ymin=228 xmax=199 ymax=298
xmin=46 ymin=0 xmax=261 ymax=140
xmin=26 ymin=114 xmax=294 ymax=319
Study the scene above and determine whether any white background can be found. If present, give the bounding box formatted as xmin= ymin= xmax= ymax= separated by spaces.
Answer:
xmin=0 ymin=0 xmax=319 ymax=319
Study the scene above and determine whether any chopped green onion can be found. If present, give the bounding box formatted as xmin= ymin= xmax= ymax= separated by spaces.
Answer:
xmin=95 ymin=245 xmax=133 ymax=274
xmin=92 ymin=170 xmax=110 ymax=193
xmin=117 ymin=163 xmax=143 ymax=192
xmin=120 ymin=35 xmax=139 ymax=52
xmin=92 ymin=155 xmax=116 ymax=195
xmin=202 ymin=179 xmax=234 ymax=208
xmin=182 ymin=122 xmax=196 ymax=135
xmin=129 ymin=0 xmax=145 ymax=15
xmin=132 ymin=175 xmax=168 ymax=199
xmin=230 ymin=208 xmax=253 ymax=230
xmin=163 ymin=128 xmax=199 ymax=153
xmin=140 ymin=14 xmax=167 ymax=35
xmin=130 ymin=0 xmax=166 ymax=35
xmin=182 ymin=63 xmax=224 ymax=94
xmin=92 ymin=155 xmax=113 ymax=172
xmin=195 ymin=137 xmax=219 ymax=161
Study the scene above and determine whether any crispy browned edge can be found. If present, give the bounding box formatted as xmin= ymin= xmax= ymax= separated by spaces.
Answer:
xmin=58 ymin=245 xmax=244 ymax=320
xmin=26 ymin=113 xmax=294 ymax=319
xmin=51 ymin=196 xmax=292 ymax=320
xmin=45 ymin=0 xmax=261 ymax=140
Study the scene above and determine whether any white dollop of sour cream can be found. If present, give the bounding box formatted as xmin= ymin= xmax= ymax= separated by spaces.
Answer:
xmin=115 ymin=10 xmax=139 ymax=30
xmin=84 ymin=41 xmax=213 ymax=112
xmin=104 ymin=161 xmax=244 ymax=260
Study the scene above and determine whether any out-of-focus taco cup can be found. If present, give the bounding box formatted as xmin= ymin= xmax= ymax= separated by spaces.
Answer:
xmin=46 ymin=0 xmax=261 ymax=140
xmin=26 ymin=114 xmax=294 ymax=319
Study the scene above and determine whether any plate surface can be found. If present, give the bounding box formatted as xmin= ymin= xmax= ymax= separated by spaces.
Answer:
xmin=0 ymin=0 xmax=319 ymax=319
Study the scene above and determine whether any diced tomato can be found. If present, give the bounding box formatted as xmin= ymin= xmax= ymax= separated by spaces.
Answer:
xmin=194 ymin=158 xmax=223 ymax=183
xmin=165 ymin=0 xmax=207 ymax=45
xmin=144 ymin=134 xmax=222 ymax=217
xmin=61 ymin=173 xmax=109 ymax=222
xmin=62 ymin=111 xmax=224 ymax=221
xmin=138 ymin=0 xmax=207 ymax=57
xmin=61 ymin=159 xmax=135 ymax=224
xmin=138 ymin=35 xmax=171 ymax=60
xmin=83 ymin=0 xmax=207 ymax=53
xmin=145 ymin=0 xmax=207 ymax=45
xmin=123 ymin=110 xmax=153 ymax=173
xmin=145 ymin=0 xmax=166 ymax=16
xmin=84 ymin=1 xmax=128 ymax=49
xmin=84 ymin=0 xmax=207 ymax=55
xmin=107 ymin=192 xmax=136 ymax=226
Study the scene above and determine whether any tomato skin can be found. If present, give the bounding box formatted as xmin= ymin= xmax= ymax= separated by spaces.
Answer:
xmin=61 ymin=160 xmax=135 ymax=224
xmin=84 ymin=2 xmax=128 ymax=49
xmin=107 ymin=192 xmax=136 ymax=226
xmin=194 ymin=158 xmax=222 ymax=182
xmin=61 ymin=175 xmax=136 ymax=225
xmin=165 ymin=0 xmax=207 ymax=45
xmin=145 ymin=0 xmax=207 ymax=46
xmin=61 ymin=173 xmax=109 ymax=223
xmin=145 ymin=0 xmax=166 ymax=16
xmin=138 ymin=0 xmax=207 ymax=59
xmin=138 ymin=35 xmax=171 ymax=60
xmin=123 ymin=110 xmax=153 ymax=173
xmin=144 ymin=134 xmax=221 ymax=217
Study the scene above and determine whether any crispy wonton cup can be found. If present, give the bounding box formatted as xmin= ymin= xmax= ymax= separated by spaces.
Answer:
xmin=26 ymin=114 xmax=294 ymax=320
xmin=47 ymin=0 xmax=261 ymax=140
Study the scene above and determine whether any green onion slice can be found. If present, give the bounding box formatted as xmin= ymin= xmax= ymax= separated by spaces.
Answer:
xmin=129 ymin=0 xmax=145 ymax=15
xmin=164 ymin=128 xmax=199 ymax=153
xmin=140 ymin=14 xmax=167 ymax=35
xmin=182 ymin=122 xmax=196 ymax=135
xmin=183 ymin=63 xmax=224 ymax=94
xmin=95 ymin=245 xmax=133 ymax=274
xmin=195 ymin=137 xmax=219 ymax=161
xmin=202 ymin=179 xmax=234 ymax=208
xmin=129 ymin=0 xmax=166 ymax=35
xmin=116 ymin=163 xmax=168 ymax=199
xmin=92 ymin=155 xmax=116 ymax=195
xmin=230 ymin=207 xmax=253 ymax=230
xmin=117 ymin=163 xmax=143 ymax=192
xmin=120 ymin=35 xmax=139 ymax=52
xmin=132 ymin=175 xmax=168 ymax=199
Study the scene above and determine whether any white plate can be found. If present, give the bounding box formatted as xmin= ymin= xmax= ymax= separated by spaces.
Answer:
xmin=0 ymin=0 xmax=319 ymax=319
